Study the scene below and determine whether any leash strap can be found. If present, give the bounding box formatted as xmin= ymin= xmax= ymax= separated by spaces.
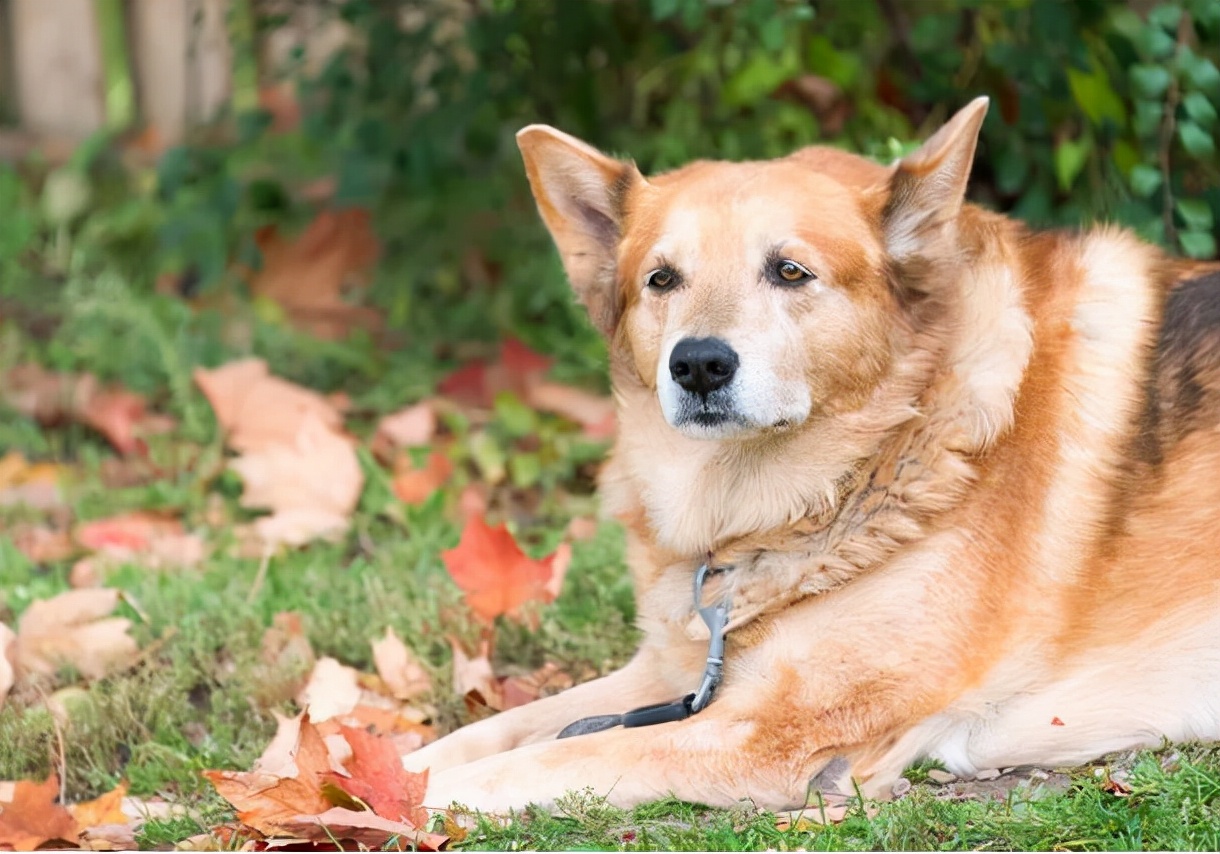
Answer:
xmin=557 ymin=564 xmax=729 ymax=740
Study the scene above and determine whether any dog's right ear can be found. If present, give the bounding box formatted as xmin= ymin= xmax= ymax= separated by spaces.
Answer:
xmin=517 ymin=126 xmax=640 ymax=335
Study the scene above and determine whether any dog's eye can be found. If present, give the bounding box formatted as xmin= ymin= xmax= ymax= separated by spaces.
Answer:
xmin=776 ymin=260 xmax=815 ymax=285
xmin=646 ymin=268 xmax=678 ymax=291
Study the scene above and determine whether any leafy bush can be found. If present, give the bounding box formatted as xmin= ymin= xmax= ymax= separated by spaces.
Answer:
xmin=5 ymin=0 xmax=1220 ymax=359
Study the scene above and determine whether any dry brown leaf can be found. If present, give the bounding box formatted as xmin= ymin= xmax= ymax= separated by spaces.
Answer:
xmin=250 ymin=209 xmax=381 ymax=340
xmin=296 ymin=656 xmax=362 ymax=723
xmin=526 ymin=381 xmax=617 ymax=438
xmin=371 ymin=627 xmax=432 ymax=701
xmin=0 ymin=624 xmax=15 ymax=709
xmin=279 ymin=807 xmax=446 ymax=850
xmin=79 ymin=822 xmax=138 ymax=851
xmin=1 ymin=366 xmax=172 ymax=455
xmin=372 ymin=402 xmax=437 ymax=462
xmin=193 ymin=359 xmax=343 ymax=454
xmin=500 ymin=662 xmax=574 ymax=711
xmin=0 ymin=774 xmax=79 ymax=850
xmin=12 ymin=525 xmax=76 ymax=564
xmin=15 ymin=588 xmax=139 ymax=681
xmin=449 ymin=636 xmax=502 ymax=711
xmin=0 ymin=451 xmax=66 ymax=511
xmin=69 ymin=781 xmax=129 ymax=828
xmin=260 ymin=612 xmax=314 ymax=670
xmin=230 ymin=412 xmax=363 ymax=547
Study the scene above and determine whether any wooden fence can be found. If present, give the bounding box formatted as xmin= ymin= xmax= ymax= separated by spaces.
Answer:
xmin=0 ymin=0 xmax=346 ymax=155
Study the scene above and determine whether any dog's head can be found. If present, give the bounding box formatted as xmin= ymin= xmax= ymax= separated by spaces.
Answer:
xmin=518 ymin=99 xmax=988 ymax=441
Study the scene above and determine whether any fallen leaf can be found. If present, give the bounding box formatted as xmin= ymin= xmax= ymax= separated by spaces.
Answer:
xmin=76 ymin=511 xmax=206 ymax=571
xmin=0 ymin=366 xmax=172 ymax=455
xmin=11 ymin=525 xmax=76 ymax=563
xmin=16 ymin=588 xmax=139 ymax=681
xmin=326 ymin=727 xmax=428 ymax=826
xmin=204 ymin=714 xmax=333 ymax=837
xmin=442 ymin=516 xmax=564 ymax=623
xmin=392 ymin=450 xmax=453 ymax=505
xmin=372 ymin=402 xmax=437 ymax=462
xmin=230 ymin=412 xmax=364 ymax=547
xmin=69 ymin=781 xmax=129 ymax=828
xmin=194 ymin=359 xmax=343 ymax=454
xmin=78 ymin=823 xmax=137 ymax=851
xmin=0 ymin=775 xmax=78 ymax=850
xmin=526 ymin=381 xmax=616 ymax=438
xmin=500 ymin=662 xmax=574 ymax=711
xmin=260 ymin=612 xmax=314 ymax=670
xmin=439 ymin=339 xmax=553 ymax=409
xmin=0 ymin=625 xmax=15 ymax=708
xmin=250 ymin=209 xmax=381 ymax=340
xmin=280 ymin=807 xmax=445 ymax=850
xmin=296 ymin=657 xmax=362 ymax=723
xmin=0 ymin=451 xmax=66 ymax=511
xmin=1051 ymin=716 xmax=1065 ymax=726
xmin=449 ymin=636 xmax=502 ymax=712
xmin=565 ymin=516 xmax=599 ymax=542
xmin=371 ymin=628 xmax=431 ymax=701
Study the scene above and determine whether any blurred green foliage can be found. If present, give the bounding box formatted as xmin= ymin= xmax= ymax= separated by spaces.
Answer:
xmin=4 ymin=0 xmax=1220 ymax=365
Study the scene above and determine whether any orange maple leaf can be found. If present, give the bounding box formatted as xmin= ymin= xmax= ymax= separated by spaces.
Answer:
xmin=441 ymin=516 xmax=564 ymax=623
xmin=0 ymin=775 xmax=79 ymax=850
xmin=69 ymin=780 xmax=129 ymax=828
xmin=392 ymin=450 xmax=453 ymax=505
xmin=326 ymin=726 xmax=429 ymax=827
xmin=203 ymin=713 xmax=332 ymax=836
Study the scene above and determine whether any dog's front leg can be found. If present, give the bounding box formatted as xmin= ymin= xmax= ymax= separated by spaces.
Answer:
xmin=420 ymin=697 xmax=814 ymax=814
xmin=403 ymin=647 xmax=686 ymax=775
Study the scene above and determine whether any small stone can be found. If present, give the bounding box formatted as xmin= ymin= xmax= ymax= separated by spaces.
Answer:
xmin=1001 ymin=767 xmax=1016 ymax=775
xmin=891 ymin=777 xmax=912 ymax=798
xmin=974 ymin=768 xmax=1001 ymax=780
xmin=926 ymin=769 xmax=957 ymax=784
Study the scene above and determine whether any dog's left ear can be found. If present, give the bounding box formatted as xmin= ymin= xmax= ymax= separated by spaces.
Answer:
xmin=517 ymin=126 xmax=642 ymax=336
xmin=881 ymin=96 xmax=989 ymax=265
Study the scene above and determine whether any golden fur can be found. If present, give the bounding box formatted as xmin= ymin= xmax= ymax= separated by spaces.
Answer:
xmin=403 ymin=98 xmax=1220 ymax=812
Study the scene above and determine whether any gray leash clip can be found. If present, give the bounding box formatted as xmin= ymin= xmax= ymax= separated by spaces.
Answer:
xmin=556 ymin=563 xmax=731 ymax=739
xmin=690 ymin=563 xmax=729 ymax=713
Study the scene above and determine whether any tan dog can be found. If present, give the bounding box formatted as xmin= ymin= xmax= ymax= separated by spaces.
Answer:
xmin=404 ymin=98 xmax=1220 ymax=813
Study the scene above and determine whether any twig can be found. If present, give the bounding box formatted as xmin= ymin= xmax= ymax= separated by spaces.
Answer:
xmin=33 ymin=683 xmax=68 ymax=803
xmin=247 ymin=546 xmax=273 ymax=603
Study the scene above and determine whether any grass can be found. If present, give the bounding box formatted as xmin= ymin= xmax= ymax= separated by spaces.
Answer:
xmin=1 ymin=163 xmax=1219 ymax=853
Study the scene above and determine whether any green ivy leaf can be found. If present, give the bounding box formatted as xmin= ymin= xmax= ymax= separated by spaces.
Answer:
xmin=1054 ymin=138 xmax=1091 ymax=192
xmin=1137 ymin=26 xmax=1176 ymax=60
xmin=1179 ymin=48 xmax=1220 ymax=94
xmin=1179 ymin=120 xmax=1217 ymax=156
xmin=1128 ymin=164 xmax=1163 ymax=197
xmin=1179 ymin=230 xmax=1217 ymax=258
xmin=1183 ymin=91 xmax=1219 ymax=127
xmin=1176 ymin=198 xmax=1214 ymax=231
xmin=1148 ymin=4 xmax=1183 ymax=32
xmin=1131 ymin=64 xmax=1173 ymax=98
xmin=1067 ymin=64 xmax=1127 ymax=127
xmin=1134 ymin=100 xmax=1165 ymax=137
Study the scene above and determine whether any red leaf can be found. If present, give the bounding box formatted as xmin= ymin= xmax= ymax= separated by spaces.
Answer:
xmin=441 ymin=517 xmax=562 ymax=623
xmin=438 ymin=338 xmax=553 ymax=409
xmin=326 ymin=727 xmax=428 ymax=827
xmin=1051 ymin=716 xmax=1065 ymax=727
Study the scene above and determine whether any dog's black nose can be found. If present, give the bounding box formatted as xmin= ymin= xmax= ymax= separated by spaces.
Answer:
xmin=669 ymin=337 xmax=739 ymax=396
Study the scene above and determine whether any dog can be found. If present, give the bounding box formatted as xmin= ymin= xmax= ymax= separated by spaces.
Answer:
xmin=403 ymin=97 xmax=1220 ymax=813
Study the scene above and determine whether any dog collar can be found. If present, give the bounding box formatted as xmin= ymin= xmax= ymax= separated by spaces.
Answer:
xmin=556 ymin=563 xmax=731 ymax=739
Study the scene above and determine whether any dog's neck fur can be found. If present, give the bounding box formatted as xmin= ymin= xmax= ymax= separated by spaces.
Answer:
xmin=600 ymin=207 xmax=1034 ymax=627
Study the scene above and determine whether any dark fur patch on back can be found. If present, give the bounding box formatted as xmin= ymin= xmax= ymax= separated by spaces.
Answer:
xmin=1154 ymin=271 xmax=1220 ymax=443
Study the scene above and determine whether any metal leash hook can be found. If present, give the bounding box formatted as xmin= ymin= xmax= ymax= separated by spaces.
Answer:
xmin=556 ymin=563 xmax=732 ymax=739
xmin=689 ymin=563 xmax=729 ymax=713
